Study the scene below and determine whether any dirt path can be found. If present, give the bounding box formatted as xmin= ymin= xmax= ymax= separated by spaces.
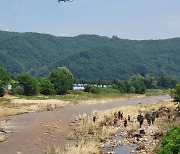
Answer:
xmin=0 ymin=95 xmax=170 ymax=154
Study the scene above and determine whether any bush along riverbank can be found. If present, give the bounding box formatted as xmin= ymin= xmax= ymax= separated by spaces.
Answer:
xmin=157 ymin=125 xmax=180 ymax=154
xmin=48 ymin=100 xmax=179 ymax=154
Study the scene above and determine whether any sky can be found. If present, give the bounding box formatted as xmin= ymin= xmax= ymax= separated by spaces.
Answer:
xmin=0 ymin=0 xmax=180 ymax=40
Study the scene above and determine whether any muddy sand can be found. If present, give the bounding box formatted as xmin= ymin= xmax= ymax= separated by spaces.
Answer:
xmin=0 ymin=95 xmax=170 ymax=154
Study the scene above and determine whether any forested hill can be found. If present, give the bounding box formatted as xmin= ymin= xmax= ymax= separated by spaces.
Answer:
xmin=0 ymin=30 xmax=180 ymax=80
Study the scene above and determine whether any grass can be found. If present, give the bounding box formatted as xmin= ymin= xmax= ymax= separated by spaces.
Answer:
xmin=14 ymin=88 xmax=138 ymax=104
xmin=8 ymin=87 xmax=171 ymax=104
xmin=16 ymin=95 xmax=50 ymax=100
xmin=0 ymin=98 xmax=11 ymax=107
xmin=145 ymin=89 xmax=170 ymax=96
xmin=0 ymin=97 xmax=29 ymax=108
xmin=14 ymin=87 xmax=172 ymax=105
xmin=50 ymin=140 xmax=100 ymax=154
xmin=0 ymin=97 xmax=38 ymax=118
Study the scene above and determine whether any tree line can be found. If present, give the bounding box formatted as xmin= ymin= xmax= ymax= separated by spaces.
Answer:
xmin=1 ymin=66 xmax=179 ymax=99
xmin=0 ymin=67 xmax=73 ymax=97
xmin=81 ymin=73 xmax=178 ymax=94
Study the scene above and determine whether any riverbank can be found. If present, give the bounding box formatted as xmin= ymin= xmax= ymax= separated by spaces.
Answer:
xmin=0 ymin=95 xmax=170 ymax=154
xmin=53 ymin=99 xmax=179 ymax=154
xmin=0 ymin=87 xmax=168 ymax=119
xmin=0 ymin=93 xmax=146 ymax=146
xmin=0 ymin=94 xmax=139 ymax=145
xmin=0 ymin=93 xmax=143 ymax=119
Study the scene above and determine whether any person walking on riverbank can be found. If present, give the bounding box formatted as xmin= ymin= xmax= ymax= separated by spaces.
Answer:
xmin=120 ymin=113 xmax=123 ymax=120
xmin=114 ymin=117 xmax=118 ymax=125
xmin=128 ymin=115 xmax=130 ymax=122
xmin=137 ymin=113 xmax=144 ymax=128
xmin=93 ymin=116 xmax=97 ymax=123
xmin=118 ymin=111 xmax=121 ymax=119
xmin=124 ymin=118 xmax=127 ymax=127
xmin=151 ymin=112 xmax=156 ymax=124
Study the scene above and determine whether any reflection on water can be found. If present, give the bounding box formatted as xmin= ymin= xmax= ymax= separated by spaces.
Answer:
xmin=114 ymin=136 xmax=124 ymax=141
xmin=114 ymin=145 xmax=136 ymax=154
xmin=114 ymin=136 xmax=136 ymax=154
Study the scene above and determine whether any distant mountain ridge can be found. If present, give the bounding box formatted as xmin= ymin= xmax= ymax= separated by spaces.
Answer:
xmin=0 ymin=30 xmax=180 ymax=80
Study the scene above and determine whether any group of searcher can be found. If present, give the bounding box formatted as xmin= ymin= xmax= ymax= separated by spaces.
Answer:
xmin=92 ymin=110 xmax=169 ymax=128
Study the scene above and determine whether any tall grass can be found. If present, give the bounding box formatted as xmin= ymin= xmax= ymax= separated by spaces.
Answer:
xmin=145 ymin=89 xmax=170 ymax=96
xmin=15 ymin=88 xmax=126 ymax=103
xmin=0 ymin=97 xmax=28 ymax=109
xmin=0 ymin=98 xmax=11 ymax=107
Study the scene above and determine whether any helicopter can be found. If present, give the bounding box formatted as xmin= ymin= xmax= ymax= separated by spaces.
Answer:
xmin=58 ymin=0 xmax=73 ymax=2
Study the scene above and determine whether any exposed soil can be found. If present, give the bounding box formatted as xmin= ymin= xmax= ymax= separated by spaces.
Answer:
xmin=12 ymin=99 xmax=71 ymax=106
xmin=0 ymin=95 xmax=170 ymax=154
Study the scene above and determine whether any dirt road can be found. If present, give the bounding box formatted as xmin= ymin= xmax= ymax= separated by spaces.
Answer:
xmin=0 ymin=95 xmax=170 ymax=154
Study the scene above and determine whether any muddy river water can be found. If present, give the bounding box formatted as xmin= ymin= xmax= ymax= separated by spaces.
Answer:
xmin=0 ymin=95 xmax=170 ymax=154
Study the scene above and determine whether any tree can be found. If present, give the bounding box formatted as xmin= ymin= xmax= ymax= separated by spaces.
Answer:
xmin=0 ymin=67 xmax=11 ymax=97
xmin=0 ymin=67 xmax=11 ymax=82
xmin=171 ymin=83 xmax=180 ymax=112
xmin=123 ymin=81 xmax=135 ymax=93
xmin=131 ymin=79 xmax=146 ymax=94
xmin=0 ymin=81 xmax=6 ymax=97
xmin=49 ymin=67 xmax=73 ymax=94
xmin=40 ymin=78 xmax=55 ymax=95
xmin=111 ymin=79 xmax=125 ymax=93
xmin=11 ymin=80 xmax=24 ymax=95
xmin=142 ymin=74 xmax=158 ymax=89
xmin=17 ymin=73 xmax=39 ymax=96
xmin=159 ymin=76 xmax=177 ymax=89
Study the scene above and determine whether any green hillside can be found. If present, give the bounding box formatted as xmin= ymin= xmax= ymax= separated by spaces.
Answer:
xmin=0 ymin=30 xmax=180 ymax=80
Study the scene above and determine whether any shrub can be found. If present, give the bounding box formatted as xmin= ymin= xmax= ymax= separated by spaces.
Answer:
xmin=49 ymin=67 xmax=73 ymax=95
xmin=0 ymin=86 xmax=5 ymax=97
xmin=84 ymin=85 xmax=101 ymax=94
xmin=171 ymin=83 xmax=180 ymax=113
xmin=40 ymin=78 xmax=55 ymax=95
xmin=0 ymin=67 xmax=11 ymax=97
xmin=157 ymin=125 xmax=180 ymax=154
xmin=171 ymin=83 xmax=180 ymax=103
xmin=131 ymin=79 xmax=147 ymax=94
xmin=101 ymin=87 xmax=121 ymax=94
xmin=84 ymin=85 xmax=91 ymax=92
xmin=90 ymin=86 xmax=101 ymax=94
xmin=17 ymin=73 xmax=39 ymax=96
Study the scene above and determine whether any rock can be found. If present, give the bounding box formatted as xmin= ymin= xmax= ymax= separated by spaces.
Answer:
xmin=0 ymin=134 xmax=6 ymax=142
xmin=134 ymin=133 xmax=141 ymax=138
xmin=136 ymin=144 xmax=145 ymax=151
xmin=153 ymin=131 xmax=163 ymax=139
xmin=139 ymin=129 xmax=145 ymax=134
xmin=108 ymin=151 xmax=115 ymax=154
xmin=144 ymin=138 xmax=148 ymax=141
